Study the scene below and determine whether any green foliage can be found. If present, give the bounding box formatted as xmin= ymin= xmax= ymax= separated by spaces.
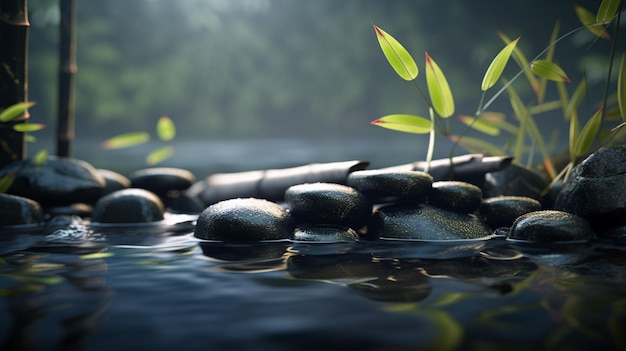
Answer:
xmin=371 ymin=1 xmax=625 ymax=184
xmin=0 ymin=102 xmax=35 ymax=122
xmin=373 ymin=25 xmax=418 ymax=81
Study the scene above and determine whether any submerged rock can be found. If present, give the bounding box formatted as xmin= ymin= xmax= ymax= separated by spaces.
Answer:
xmin=507 ymin=210 xmax=594 ymax=243
xmin=285 ymin=182 xmax=372 ymax=229
xmin=429 ymin=181 xmax=482 ymax=213
xmin=479 ymin=196 xmax=542 ymax=229
xmin=555 ymin=145 xmax=626 ymax=232
xmin=92 ymin=188 xmax=165 ymax=223
xmin=0 ymin=193 xmax=42 ymax=226
xmin=0 ymin=156 xmax=105 ymax=206
xmin=346 ymin=169 xmax=432 ymax=203
xmin=194 ymin=198 xmax=294 ymax=241
xmin=292 ymin=225 xmax=359 ymax=242
xmin=369 ymin=204 xmax=492 ymax=240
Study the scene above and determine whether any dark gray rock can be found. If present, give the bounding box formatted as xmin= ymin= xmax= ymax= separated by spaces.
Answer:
xmin=130 ymin=167 xmax=196 ymax=195
xmin=369 ymin=204 xmax=493 ymax=240
xmin=0 ymin=156 xmax=105 ymax=206
xmin=292 ymin=225 xmax=359 ymax=242
xmin=507 ymin=210 xmax=595 ymax=243
xmin=346 ymin=169 xmax=433 ymax=203
xmin=479 ymin=196 xmax=542 ymax=229
xmin=555 ymin=145 xmax=626 ymax=231
xmin=0 ymin=193 xmax=42 ymax=226
xmin=429 ymin=181 xmax=482 ymax=213
xmin=97 ymin=169 xmax=130 ymax=196
xmin=284 ymin=183 xmax=372 ymax=229
xmin=92 ymin=188 xmax=165 ymax=223
xmin=483 ymin=163 xmax=549 ymax=202
xmin=45 ymin=203 xmax=93 ymax=219
xmin=194 ymin=198 xmax=294 ymax=241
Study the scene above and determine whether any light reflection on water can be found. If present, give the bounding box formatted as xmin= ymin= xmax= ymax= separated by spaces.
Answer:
xmin=1 ymin=216 xmax=625 ymax=350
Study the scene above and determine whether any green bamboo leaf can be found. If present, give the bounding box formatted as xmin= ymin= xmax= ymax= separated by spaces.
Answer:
xmin=33 ymin=149 xmax=48 ymax=166
xmin=373 ymin=25 xmax=418 ymax=81
xmin=156 ymin=115 xmax=176 ymax=141
xmin=596 ymin=0 xmax=621 ymax=23
xmin=569 ymin=106 xmax=580 ymax=158
xmin=528 ymin=100 xmax=563 ymax=115
xmin=458 ymin=115 xmax=500 ymax=136
xmin=0 ymin=101 xmax=35 ymax=122
xmin=101 ymin=132 xmax=150 ymax=149
xmin=146 ymin=146 xmax=174 ymax=165
xmin=574 ymin=4 xmax=612 ymax=40
xmin=531 ymin=60 xmax=571 ymax=83
xmin=498 ymin=32 xmax=540 ymax=98
xmin=537 ymin=22 xmax=561 ymax=103
xmin=566 ymin=79 xmax=588 ymax=121
xmin=481 ymin=37 xmax=520 ymax=91
xmin=371 ymin=114 xmax=432 ymax=134
xmin=0 ymin=173 xmax=15 ymax=193
xmin=573 ymin=107 xmax=603 ymax=157
xmin=449 ymin=135 xmax=507 ymax=155
xmin=619 ymin=54 xmax=626 ymax=120
xmin=13 ymin=123 xmax=46 ymax=132
xmin=425 ymin=52 xmax=454 ymax=117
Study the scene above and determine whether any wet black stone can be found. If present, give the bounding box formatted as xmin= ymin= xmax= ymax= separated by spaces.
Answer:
xmin=92 ymin=188 xmax=165 ymax=223
xmin=45 ymin=203 xmax=93 ymax=219
xmin=0 ymin=156 xmax=105 ymax=206
xmin=479 ymin=196 xmax=542 ymax=229
xmin=97 ymin=169 xmax=131 ymax=196
xmin=284 ymin=183 xmax=372 ymax=229
xmin=194 ymin=198 xmax=294 ymax=241
xmin=555 ymin=145 xmax=626 ymax=231
xmin=130 ymin=167 xmax=196 ymax=195
xmin=346 ymin=170 xmax=433 ymax=203
xmin=429 ymin=181 xmax=482 ymax=213
xmin=369 ymin=204 xmax=493 ymax=240
xmin=292 ymin=225 xmax=359 ymax=242
xmin=508 ymin=210 xmax=595 ymax=243
xmin=483 ymin=163 xmax=550 ymax=202
xmin=0 ymin=193 xmax=42 ymax=226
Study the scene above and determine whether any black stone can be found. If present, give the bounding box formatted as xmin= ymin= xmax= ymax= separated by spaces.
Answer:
xmin=194 ymin=198 xmax=294 ymax=241
xmin=284 ymin=182 xmax=372 ymax=229
xmin=369 ymin=204 xmax=493 ymax=240
xmin=479 ymin=196 xmax=542 ymax=229
xmin=292 ymin=225 xmax=359 ymax=242
xmin=0 ymin=193 xmax=42 ymax=226
xmin=555 ymin=145 xmax=626 ymax=231
xmin=92 ymin=188 xmax=165 ymax=223
xmin=508 ymin=210 xmax=595 ymax=243
xmin=483 ymin=163 xmax=549 ymax=202
xmin=429 ymin=181 xmax=482 ymax=213
xmin=97 ymin=168 xmax=130 ymax=196
xmin=130 ymin=167 xmax=196 ymax=195
xmin=0 ymin=156 xmax=105 ymax=206
xmin=346 ymin=169 xmax=433 ymax=203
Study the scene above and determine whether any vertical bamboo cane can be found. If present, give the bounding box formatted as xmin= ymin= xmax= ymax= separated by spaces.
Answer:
xmin=0 ymin=0 xmax=30 ymax=167
xmin=57 ymin=0 xmax=76 ymax=158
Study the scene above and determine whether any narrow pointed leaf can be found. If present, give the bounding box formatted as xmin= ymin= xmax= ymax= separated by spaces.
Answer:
xmin=0 ymin=101 xmax=35 ymax=122
xmin=146 ymin=146 xmax=174 ymax=165
xmin=425 ymin=52 xmax=454 ymax=117
xmin=618 ymin=54 xmax=626 ymax=120
xmin=13 ymin=123 xmax=46 ymax=132
xmin=569 ymin=107 xmax=580 ymax=158
xmin=371 ymin=114 xmax=432 ymax=134
xmin=596 ymin=0 xmax=620 ymax=23
xmin=498 ymin=32 xmax=540 ymax=97
xmin=449 ymin=135 xmax=507 ymax=155
xmin=156 ymin=115 xmax=176 ymax=141
xmin=25 ymin=135 xmax=36 ymax=143
xmin=102 ymin=132 xmax=150 ymax=149
xmin=0 ymin=173 xmax=16 ymax=193
xmin=531 ymin=60 xmax=571 ymax=83
xmin=458 ymin=115 xmax=500 ymax=136
xmin=481 ymin=37 xmax=520 ymax=91
xmin=573 ymin=108 xmax=603 ymax=157
xmin=33 ymin=149 xmax=48 ymax=166
xmin=374 ymin=25 xmax=418 ymax=81
xmin=574 ymin=5 xmax=612 ymax=40
xmin=538 ymin=23 xmax=561 ymax=103
xmin=566 ymin=79 xmax=588 ymax=121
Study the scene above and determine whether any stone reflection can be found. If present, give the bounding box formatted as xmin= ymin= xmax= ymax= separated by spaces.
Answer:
xmin=199 ymin=241 xmax=290 ymax=273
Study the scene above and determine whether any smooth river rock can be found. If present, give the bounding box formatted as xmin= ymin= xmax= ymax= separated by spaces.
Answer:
xmin=194 ymin=198 xmax=294 ymax=241
xmin=92 ymin=188 xmax=165 ymax=223
xmin=369 ymin=204 xmax=493 ymax=240
xmin=292 ymin=225 xmax=360 ymax=242
xmin=483 ymin=163 xmax=549 ymax=202
xmin=284 ymin=182 xmax=372 ymax=230
xmin=0 ymin=193 xmax=42 ymax=226
xmin=428 ymin=181 xmax=482 ymax=213
xmin=555 ymin=145 xmax=626 ymax=231
xmin=346 ymin=169 xmax=433 ymax=203
xmin=479 ymin=196 xmax=542 ymax=229
xmin=507 ymin=210 xmax=595 ymax=243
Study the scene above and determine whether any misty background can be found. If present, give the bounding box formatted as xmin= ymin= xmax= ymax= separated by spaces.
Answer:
xmin=25 ymin=0 xmax=620 ymax=176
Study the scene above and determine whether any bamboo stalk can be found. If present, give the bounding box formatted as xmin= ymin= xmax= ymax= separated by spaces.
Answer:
xmin=0 ymin=0 xmax=30 ymax=167
xmin=56 ymin=0 xmax=76 ymax=158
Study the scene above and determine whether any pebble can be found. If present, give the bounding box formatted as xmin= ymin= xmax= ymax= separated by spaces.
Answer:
xmin=346 ymin=169 xmax=433 ymax=203
xmin=483 ymin=164 xmax=549 ymax=202
xmin=479 ymin=196 xmax=542 ymax=229
xmin=97 ymin=168 xmax=131 ymax=196
xmin=130 ymin=167 xmax=196 ymax=196
xmin=0 ymin=193 xmax=42 ymax=226
xmin=91 ymin=188 xmax=165 ymax=223
xmin=194 ymin=198 xmax=294 ymax=241
xmin=292 ymin=225 xmax=359 ymax=242
xmin=507 ymin=210 xmax=595 ymax=243
xmin=429 ymin=181 xmax=482 ymax=213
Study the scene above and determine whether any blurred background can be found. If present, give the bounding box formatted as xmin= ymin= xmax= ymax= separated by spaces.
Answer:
xmin=26 ymin=0 xmax=621 ymax=176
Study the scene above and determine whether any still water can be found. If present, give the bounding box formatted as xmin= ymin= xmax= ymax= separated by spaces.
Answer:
xmin=1 ymin=213 xmax=624 ymax=351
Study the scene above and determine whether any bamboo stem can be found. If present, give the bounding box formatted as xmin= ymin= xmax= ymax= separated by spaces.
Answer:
xmin=56 ymin=0 xmax=77 ymax=158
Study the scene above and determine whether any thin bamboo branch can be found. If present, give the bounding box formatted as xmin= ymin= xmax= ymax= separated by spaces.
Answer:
xmin=57 ymin=0 xmax=77 ymax=158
